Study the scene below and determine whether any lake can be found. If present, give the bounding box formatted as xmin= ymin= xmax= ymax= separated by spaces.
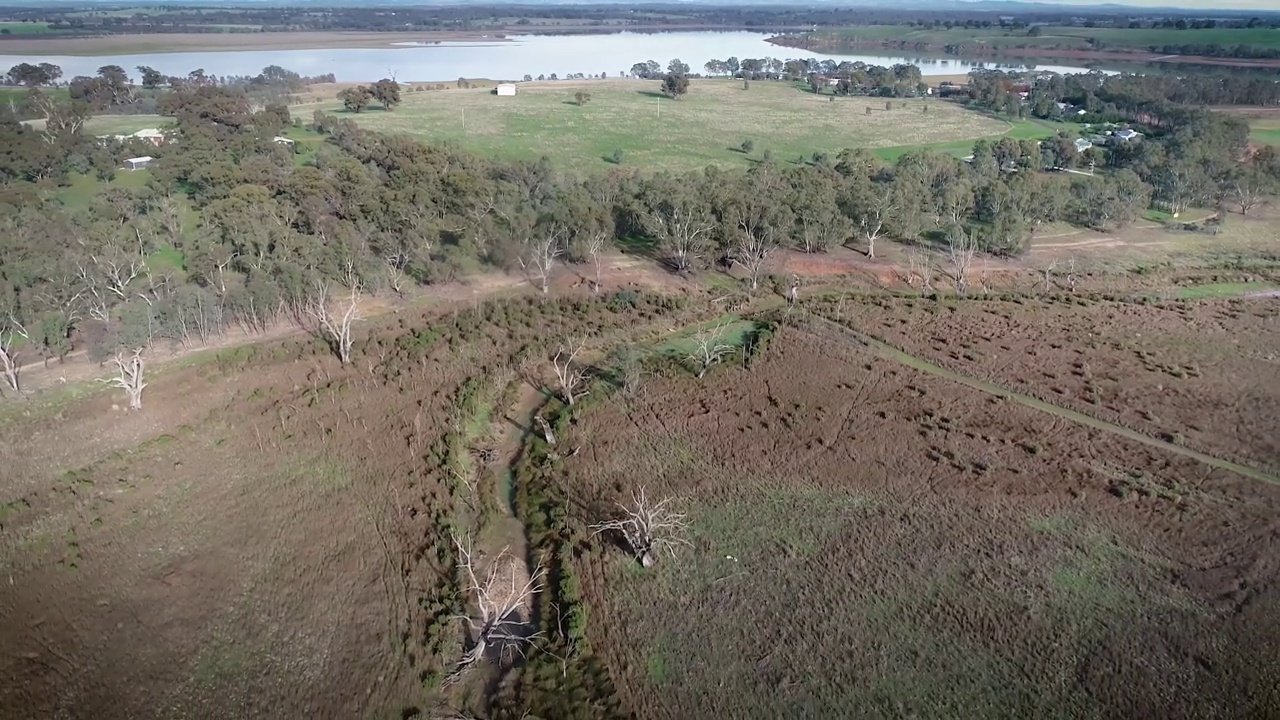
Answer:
xmin=0 ymin=31 xmax=1095 ymax=82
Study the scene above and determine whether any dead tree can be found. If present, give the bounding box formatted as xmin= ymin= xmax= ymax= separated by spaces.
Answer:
xmin=582 ymin=230 xmax=608 ymax=293
xmin=907 ymin=246 xmax=935 ymax=295
xmin=946 ymin=226 xmax=977 ymax=298
xmin=104 ymin=348 xmax=147 ymax=410
xmin=591 ymin=487 xmax=691 ymax=568
xmin=786 ymin=274 xmax=800 ymax=305
xmin=551 ymin=337 xmax=589 ymax=406
xmin=445 ymin=536 xmax=546 ymax=687
xmin=520 ymin=224 xmax=566 ymax=295
xmin=1065 ymin=256 xmax=1079 ymax=293
xmin=687 ymin=321 xmax=734 ymax=379
xmin=533 ymin=413 xmax=556 ymax=445
xmin=1040 ymin=261 xmax=1055 ymax=294
xmin=735 ymin=234 xmax=778 ymax=293
xmin=304 ymin=280 xmax=361 ymax=365
xmin=0 ymin=316 xmax=27 ymax=397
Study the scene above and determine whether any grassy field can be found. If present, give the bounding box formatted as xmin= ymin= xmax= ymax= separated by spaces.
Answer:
xmin=1250 ymin=118 xmax=1280 ymax=146
xmin=0 ymin=21 xmax=54 ymax=34
xmin=19 ymin=113 xmax=168 ymax=136
xmin=305 ymin=80 xmax=1015 ymax=171
xmin=54 ymin=169 xmax=151 ymax=211
xmin=802 ymin=24 xmax=1280 ymax=52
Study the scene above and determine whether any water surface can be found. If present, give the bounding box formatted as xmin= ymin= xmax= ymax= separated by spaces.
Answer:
xmin=0 ymin=31 xmax=1094 ymax=82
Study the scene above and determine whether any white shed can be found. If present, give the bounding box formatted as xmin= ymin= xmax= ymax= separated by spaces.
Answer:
xmin=124 ymin=156 xmax=152 ymax=171
xmin=496 ymin=83 xmax=517 ymax=96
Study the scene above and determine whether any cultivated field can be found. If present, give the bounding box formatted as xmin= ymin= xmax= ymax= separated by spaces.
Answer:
xmin=559 ymin=308 xmax=1280 ymax=718
xmin=306 ymin=80 xmax=1016 ymax=171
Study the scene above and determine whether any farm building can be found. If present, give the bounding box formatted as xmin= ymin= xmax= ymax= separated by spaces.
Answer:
xmin=273 ymin=136 xmax=295 ymax=147
xmin=133 ymin=128 xmax=166 ymax=146
xmin=496 ymin=83 xmax=517 ymax=96
xmin=108 ymin=128 xmax=168 ymax=146
xmin=123 ymin=156 xmax=152 ymax=171
xmin=1114 ymin=128 xmax=1142 ymax=142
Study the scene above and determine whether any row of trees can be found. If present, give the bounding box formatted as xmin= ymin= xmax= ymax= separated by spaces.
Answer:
xmin=2 ymin=64 xmax=1276 ymax=397
xmin=337 ymin=79 xmax=402 ymax=113
xmin=625 ymin=57 xmax=927 ymax=97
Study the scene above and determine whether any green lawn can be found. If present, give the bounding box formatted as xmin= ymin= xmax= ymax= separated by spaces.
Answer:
xmin=1249 ymin=118 xmax=1280 ymax=147
xmin=304 ymin=80 xmax=1014 ymax=172
xmin=1171 ymin=282 xmax=1276 ymax=300
xmin=877 ymin=117 xmax=1065 ymax=161
xmin=21 ymin=113 xmax=169 ymax=137
xmin=0 ymin=21 xmax=54 ymax=35
xmin=54 ymin=170 xmax=151 ymax=211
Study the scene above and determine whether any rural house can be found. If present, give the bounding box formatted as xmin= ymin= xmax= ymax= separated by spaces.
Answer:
xmin=1074 ymin=138 xmax=1093 ymax=153
xmin=123 ymin=156 xmax=152 ymax=171
xmin=273 ymin=136 xmax=296 ymax=147
xmin=496 ymin=83 xmax=517 ymax=96
xmin=108 ymin=128 xmax=168 ymax=146
xmin=1114 ymin=128 xmax=1142 ymax=142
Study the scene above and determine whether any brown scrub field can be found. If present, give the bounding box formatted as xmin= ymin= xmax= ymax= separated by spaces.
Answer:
xmin=1 ymin=268 xmax=1278 ymax=718
xmin=552 ymin=304 xmax=1280 ymax=719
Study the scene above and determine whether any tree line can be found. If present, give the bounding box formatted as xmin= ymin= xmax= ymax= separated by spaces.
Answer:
xmin=1 ymin=64 xmax=1277 ymax=394
xmin=3 ymin=5 xmax=1251 ymax=37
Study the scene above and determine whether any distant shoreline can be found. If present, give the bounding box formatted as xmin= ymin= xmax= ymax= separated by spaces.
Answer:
xmin=765 ymin=35 xmax=1280 ymax=70
xmin=0 ymin=26 xmax=809 ymax=57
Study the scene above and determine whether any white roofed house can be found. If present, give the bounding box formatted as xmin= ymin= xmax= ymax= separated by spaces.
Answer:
xmin=1074 ymin=138 xmax=1093 ymax=153
xmin=123 ymin=156 xmax=152 ymax=171
xmin=496 ymin=83 xmax=517 ymax=96
xmin=1114 ymin=128 xmax=1142 ymax=143
xmin=132 ymin=128 xmax=166 ymax=146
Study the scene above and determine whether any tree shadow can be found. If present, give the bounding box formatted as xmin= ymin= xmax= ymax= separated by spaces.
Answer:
xmin=601 ymin=155 xmax=623 ymax=164
xmin=635 ymin=90 xmax=668 ymax=99
xmin=561 ymin=101 xmax=586 ymax=106
xmin=615 ymin=235 xmax=659 ymax=259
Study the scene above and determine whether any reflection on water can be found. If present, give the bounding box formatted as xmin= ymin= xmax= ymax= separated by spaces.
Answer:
xmin=0 ymin=31 xmax=1097 ymax=82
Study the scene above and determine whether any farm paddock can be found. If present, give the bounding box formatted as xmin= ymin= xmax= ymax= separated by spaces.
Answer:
xmin=0 ymin=285 xmax=1277 ymax=718
xmin=558 ymin=315 xmax=1280 ymax=718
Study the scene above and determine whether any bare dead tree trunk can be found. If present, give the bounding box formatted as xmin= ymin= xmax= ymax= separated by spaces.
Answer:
xmin=1041 ymin=261 xmax=1055 ymax=295
xmin=787 ymin=275 xmax=800 ymax=305
xmin=585 ymin=231 xmax=608 ymax=293
xmin=591 ymin=487 xmax=691 ymax=568
xmin=534 ymin=414 xmax=556 ymax=446
xmin=521 ymin=225 xmax=567 ymax=295
xmin=1065 ymin=256 xmax=1079 ymax=293
xmin=907 ymin=246 xmax=934 ymax=295
xmin=0 ymin=319 xmax=26 ymax=397
xmin=688 ymin=321 xmax=735 ymax=379
xmin=735 ymin=234 xmax=778 ymax=293
xmin=444 ymin=536 xmax=546 ymax=687
xmin=304 ymin=280 xmax=362 ymax=365
xmin=551 ymin=337 xmax=589 ymax=406
xmin=103 ymin=348 xmax=147 ymax=410
xmin=947 ymin=227 xmax=977 ymax=298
